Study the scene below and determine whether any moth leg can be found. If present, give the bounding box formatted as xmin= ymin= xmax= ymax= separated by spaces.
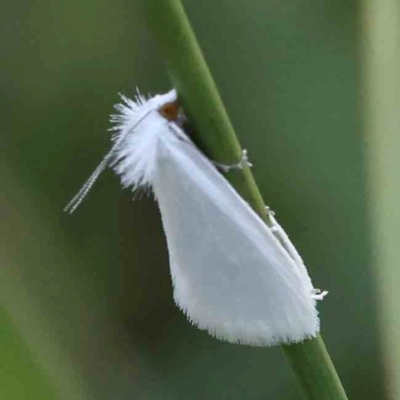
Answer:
xmin=265 ymin=206 xmax=329 ymax=301
xmin=214 ymin=149 xmax=253 ymax=172
xmin=311 ymin=288 xmax=329 ymax=301
xmin=265 ymin=205 xmax=275 ymax=217
xmin=265 ymin=207 xmax=305 ymax=266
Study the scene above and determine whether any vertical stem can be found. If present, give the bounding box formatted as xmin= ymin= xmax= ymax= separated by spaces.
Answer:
xmin=283 ymin=336 xmax=348 ymax=400
xmin=361 ymin=0 xmax=400 ymax=398
xmin=141 ymin=1 xmax=349 ymax=399
xmin=141 ymin=0 xmax=267 ymax=218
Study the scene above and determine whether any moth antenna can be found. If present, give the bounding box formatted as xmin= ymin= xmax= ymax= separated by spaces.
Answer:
xmin=64 ymin=151 xmax=113 ymax=214
xmin=65 ymin=104 xmax=157 ymax=214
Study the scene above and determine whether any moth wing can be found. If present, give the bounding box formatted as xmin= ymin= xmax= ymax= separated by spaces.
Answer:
xmin=152 ymin=136 xmax=319 ymax=346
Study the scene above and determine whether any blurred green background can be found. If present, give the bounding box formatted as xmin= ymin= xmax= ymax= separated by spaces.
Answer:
xmin=2 ymin=0 xmax=397 ymax=399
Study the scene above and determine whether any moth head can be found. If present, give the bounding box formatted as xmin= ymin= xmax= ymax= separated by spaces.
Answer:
xmin=157 ymin=92 xmax=186 ymax=128
xmin=65 ymin=89 xmax=181 ymax=213
xmin=159 ymin=101 xmax=180 ymax=121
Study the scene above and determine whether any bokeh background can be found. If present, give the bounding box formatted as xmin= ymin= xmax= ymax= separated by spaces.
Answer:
xmin=2 ymin=0 xmax=399 ymax=399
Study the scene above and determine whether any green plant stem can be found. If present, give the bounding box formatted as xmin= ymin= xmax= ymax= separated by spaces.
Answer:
xmin=361 ymin=0 xmax=400 ymax=398
xmin=141 ymin=0 xmax=267 ymax=219
xmin=141 ymin=1 xmax=348 ymax=399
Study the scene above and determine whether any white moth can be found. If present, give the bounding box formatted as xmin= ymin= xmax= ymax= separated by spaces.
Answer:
xmin=65 ymin=89 xmax=326 ymax=346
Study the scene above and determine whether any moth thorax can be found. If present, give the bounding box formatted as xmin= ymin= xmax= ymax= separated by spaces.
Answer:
xmin=159 ymin=101 xmax=180 ymax=121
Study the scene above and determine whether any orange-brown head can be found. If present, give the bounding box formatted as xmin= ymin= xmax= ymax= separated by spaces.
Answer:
xmin=159 ymin=101 xmax=180 ymax=121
